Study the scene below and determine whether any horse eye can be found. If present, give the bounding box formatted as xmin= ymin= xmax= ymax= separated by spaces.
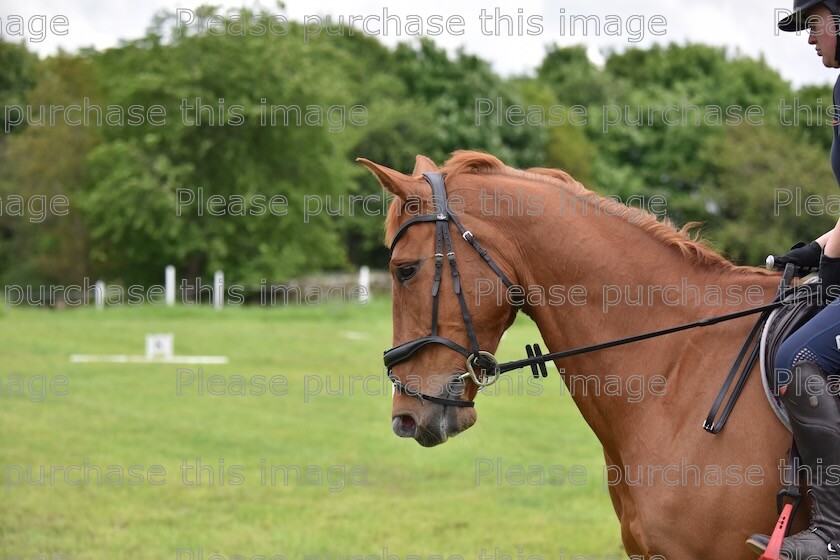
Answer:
xmin=397 ymin=264 xmax=418 ymax=283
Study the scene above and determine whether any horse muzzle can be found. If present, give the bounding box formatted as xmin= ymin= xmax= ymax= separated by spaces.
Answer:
xmin=391 ymin=401 xmax=477 ymax=447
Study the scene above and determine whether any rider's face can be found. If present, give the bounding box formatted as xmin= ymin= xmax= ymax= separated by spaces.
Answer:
xmin=805 ymin=4 xmax=840 ymax=68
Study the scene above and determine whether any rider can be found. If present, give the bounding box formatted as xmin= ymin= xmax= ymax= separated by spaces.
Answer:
xmin=747 ymin=1 xmax=840 ymax=557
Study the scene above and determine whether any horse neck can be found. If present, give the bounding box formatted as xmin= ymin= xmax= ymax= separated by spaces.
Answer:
xmin=491 ymin=174 xmax=781 ymax=451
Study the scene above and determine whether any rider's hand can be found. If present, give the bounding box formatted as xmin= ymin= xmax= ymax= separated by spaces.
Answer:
xmin=771 ymin=241 xmax=822 ymax=273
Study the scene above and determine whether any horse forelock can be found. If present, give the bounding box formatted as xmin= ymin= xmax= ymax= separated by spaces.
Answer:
xmin=381 ymin=150 xmax=775 ymax=277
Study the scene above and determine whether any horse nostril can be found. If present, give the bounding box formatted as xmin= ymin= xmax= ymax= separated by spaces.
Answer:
xmin=392 ymin=414 xmax=417 ymax=438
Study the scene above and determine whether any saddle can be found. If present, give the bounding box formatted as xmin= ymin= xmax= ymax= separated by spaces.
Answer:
xmin=759 ymin=278 xmax=823 ymax=433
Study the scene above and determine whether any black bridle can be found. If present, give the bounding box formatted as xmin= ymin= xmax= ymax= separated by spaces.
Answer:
xmin=384 ymin=172 xmax=522 ymax=408
xmin=384 ymin=171 xmax=800 ymax=434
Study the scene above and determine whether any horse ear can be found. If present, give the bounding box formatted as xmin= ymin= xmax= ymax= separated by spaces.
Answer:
xmin=412 ymin=154 xmax=438 ymax=175
xmin=356 ymin=158 xmax=420 ymax=199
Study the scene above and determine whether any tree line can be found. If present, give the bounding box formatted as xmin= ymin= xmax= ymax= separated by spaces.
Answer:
xmin=0 ymin=6 xmax=837 ymax=288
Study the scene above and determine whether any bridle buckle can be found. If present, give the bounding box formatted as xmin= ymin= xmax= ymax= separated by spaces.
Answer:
xmin=461 ymin=351 xmax=501 ymax=387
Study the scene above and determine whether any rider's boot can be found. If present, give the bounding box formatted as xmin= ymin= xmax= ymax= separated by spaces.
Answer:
xmin=746 ymin=361 xmax=840 ymax=559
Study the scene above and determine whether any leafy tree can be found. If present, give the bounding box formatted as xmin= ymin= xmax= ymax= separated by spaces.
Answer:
xmin=82 ymin=10 xmax=360 ymax=285
xmin=2 ymin=11 xmax=838 ymax=289
xmin=512 ymin=78 xmax=596 ymax=185
xmin=1 ymin=54 xmax=100 ymax=284
xmin=0 ymin=39 xmax=38 ymax=136
xmin=699 ymin=121 xmax=837 ymax=265
xmin=392 ymin=38 xmax=545 ymax=169
xmin=0 ymin=39 xmax=39 ymax=279
xmin=586 ymin=44 xmax=794 ymax=223
xmin=790 ymin=83 xmax=835 ymax=152
xmin=536 ymin=44 xmax=613 ymax=109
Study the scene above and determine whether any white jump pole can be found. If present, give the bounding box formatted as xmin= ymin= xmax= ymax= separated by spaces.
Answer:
xmin=213 ymin=270 xmax=224 ymax=310
xmin=359 ymin=266 xmax=370 ymax=304
xmin=165 ymin=265 xmax=175 ymax=306
xmin=95 ymin=280 xmax=105 ymax=310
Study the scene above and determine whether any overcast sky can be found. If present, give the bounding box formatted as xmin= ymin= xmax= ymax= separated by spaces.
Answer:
xmin=0 ymin=0 xmax=835 ymax=89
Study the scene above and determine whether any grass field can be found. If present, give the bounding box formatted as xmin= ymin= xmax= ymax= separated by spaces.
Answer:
xmin=0 ymin=297 xmax=625 ymax=560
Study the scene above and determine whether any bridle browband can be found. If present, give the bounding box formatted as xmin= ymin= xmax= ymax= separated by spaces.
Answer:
xmin=383 ymin=172 xmax=802 ymax=435
xmin=384 ymin=172 xmax=523 ymax=408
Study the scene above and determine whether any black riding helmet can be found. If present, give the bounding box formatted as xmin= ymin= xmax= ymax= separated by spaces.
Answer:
xmin=779 ymin=0 xmax=840 ymax=63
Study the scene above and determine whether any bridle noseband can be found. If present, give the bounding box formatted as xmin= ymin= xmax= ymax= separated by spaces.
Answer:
xmin=384 ymin=172 xmax=523 ymax=408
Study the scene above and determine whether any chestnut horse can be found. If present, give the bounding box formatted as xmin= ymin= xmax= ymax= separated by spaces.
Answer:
xmin=358 ymin=151 xmax=797 ymax=559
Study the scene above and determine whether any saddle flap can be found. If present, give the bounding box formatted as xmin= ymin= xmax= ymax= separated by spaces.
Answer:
xmin=760 ymin=279 xmax=823 ymax=432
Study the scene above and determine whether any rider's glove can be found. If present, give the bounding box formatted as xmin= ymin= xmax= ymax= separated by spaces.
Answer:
xmin=772 ymin=241 xmax=822 ymax=273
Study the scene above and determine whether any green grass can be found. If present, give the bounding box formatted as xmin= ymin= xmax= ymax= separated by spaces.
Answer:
xmin=0 ymin=298 xmax=624 ymax=559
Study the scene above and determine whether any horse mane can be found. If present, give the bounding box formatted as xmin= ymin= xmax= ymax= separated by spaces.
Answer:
xmin=386 ymin=150 xmax=774 ymax=276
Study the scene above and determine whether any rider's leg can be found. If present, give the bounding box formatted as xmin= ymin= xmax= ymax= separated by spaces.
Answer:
xmin=748 ymin=298 xmax=840 ymax=558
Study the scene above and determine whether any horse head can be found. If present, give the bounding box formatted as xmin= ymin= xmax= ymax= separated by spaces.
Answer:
xmin=357 ymin=153 xmax=522 ymax=446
